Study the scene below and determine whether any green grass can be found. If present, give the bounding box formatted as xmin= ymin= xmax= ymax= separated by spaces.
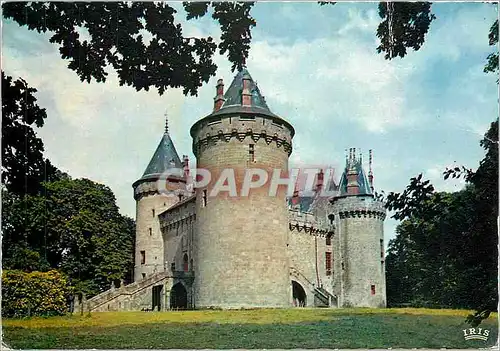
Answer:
xmin=3 ymin=308 xmax=498 ymax=349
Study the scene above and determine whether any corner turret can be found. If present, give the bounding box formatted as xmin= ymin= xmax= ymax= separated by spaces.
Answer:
xmin=330 ymin=147 xmax=386 ymax=307
xmin=132 ymin=113 xmax=187 ymax=282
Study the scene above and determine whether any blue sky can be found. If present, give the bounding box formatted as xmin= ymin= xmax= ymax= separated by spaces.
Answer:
xmin=2 ymin=2 xmax=498 ymax=244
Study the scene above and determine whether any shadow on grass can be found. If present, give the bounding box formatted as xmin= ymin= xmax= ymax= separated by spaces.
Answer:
xmin=4 ymin=314 xmax=498 ymax=349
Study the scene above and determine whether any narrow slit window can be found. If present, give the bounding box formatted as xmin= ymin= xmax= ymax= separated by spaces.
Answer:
xmin=202 ymin=189 xmax=207 ymax=207
xmin=371 ymin=284 xmax=376 ymax=295
xmin=325 ymin=252 xmax=332 ymax=276
xmin=249 ymin=144 xmax=255 ymax=162
xmin=149 ymin=228 xmax=152 ymax=236
xmin=152 ymin=209 xmax=155 ymax=217
xmin=140 ymin=251 xmax=146 ymax=265
xmin=380 ymin=239 xmax=384 ymax=259
xmin=171 ymin=262 xmax=176 ymax=271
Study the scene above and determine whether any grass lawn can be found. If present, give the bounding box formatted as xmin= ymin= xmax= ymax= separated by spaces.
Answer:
xmin=3 ymin=308 xmax=498 ymax=349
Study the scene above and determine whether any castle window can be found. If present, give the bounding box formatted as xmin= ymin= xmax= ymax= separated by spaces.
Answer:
xmin=149 ymin=228 xmax=152 ymax=236
xmin=140 ymin=251 xmax=146 ymax=265
xmin=371 ymin=285 xmax=376 ymax=295
xmin=183 ymin=254 xmax=189 ymax=272
xmin=142 ymin=273 xmax=146 ymax=279
xmin=249 ymin=144 xmax=255 ymax=162
xmin=202 ymin=189 xmax=207 ymax=207
xmin=326 ymin=234 xmax=332 ymax=246
xmin=171 ymin=262 xmax=176 ymax=271
xmin=380 ymin=239 xmax=384 ymax=259
xmin=152 ymin=209 xmax=155 ymax=217
xmin=240 ymin=116 xmax=255 ymax=121
xmin=325 ymin=252 xmax=332 ymax=276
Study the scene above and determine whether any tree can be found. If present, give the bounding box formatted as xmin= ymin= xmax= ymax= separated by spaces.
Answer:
xmin=1 ymin=72 xmax=59 ymax=196
xmin=4 ymin=2 xmax=495 ymax=96
xmin=2 ymin=177 xmax=136 ymax=297
xmin=2 ymin=2 xmax=256 ymax=96
xmin=386 ymin=120 xmax=498 ymax=323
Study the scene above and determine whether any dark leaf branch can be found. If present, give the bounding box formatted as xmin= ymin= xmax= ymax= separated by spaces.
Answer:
xmin=376 ymin=2 xmax=436 ymax=60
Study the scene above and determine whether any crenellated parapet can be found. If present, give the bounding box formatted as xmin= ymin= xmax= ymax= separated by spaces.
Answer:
xmin=288 ymin=209 xmax=333 ymax=237
xmin=190 ymin=114 xmax=294 ymax=157
xmin=332 ymin=195 xmax=386 ymax=220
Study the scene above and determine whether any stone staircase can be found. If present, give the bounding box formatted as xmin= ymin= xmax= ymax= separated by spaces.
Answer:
xmin=74 ymin=272 xmax=169 ymax=312
xmin=314 ymin=286 xmax=334 ymax=307
xmin=290 ymin=266 xmax=335 ymax=308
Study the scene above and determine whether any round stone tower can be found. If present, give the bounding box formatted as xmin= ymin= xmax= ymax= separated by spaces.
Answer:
xmin=132 ymin=116 xmax=187 ymax=281
xmin=190 ymin=69 xmax=295 ymax=308
xmin=331 ymin=148 xmax=386 ymax=307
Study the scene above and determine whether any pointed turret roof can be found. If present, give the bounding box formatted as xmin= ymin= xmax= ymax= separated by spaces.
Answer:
xmin=337 ymin=155 xmax=373 ymax=196
xmin=141 ymin=132 xmax=182 ymax=177
xmin=220 ymin=68 xmax=271 ymax=112
xmin=135 ymin=114 xmax=183 ymax=185
xmin=191 ymin=67 xmax=295 ymax=138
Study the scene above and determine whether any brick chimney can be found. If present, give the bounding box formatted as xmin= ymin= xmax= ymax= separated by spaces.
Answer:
xmin=182 ymin=155 xmax=190 ymax=179
xmin=316 ymin=169 xmax=324 ymax=193
xmin=346 ymin=148 xmax=359 ymax=195
xmin=213 ymin=79 xmax=225 ymax=112
xmin=242 ymin=72 xmax=252 ymax=107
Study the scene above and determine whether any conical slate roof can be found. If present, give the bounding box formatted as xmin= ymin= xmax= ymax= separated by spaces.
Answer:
xmin=141 ymin=132 xmax=182 ymax=178
xmin=221 ymin=68 xmax=271 ymax=112
xmin=338 ymin=158 xmax=373 ymax=196
xmin=208 ymin=68 xmax=281 ymax=120
xmin=191 ymin=67 xmax=295 ymax=138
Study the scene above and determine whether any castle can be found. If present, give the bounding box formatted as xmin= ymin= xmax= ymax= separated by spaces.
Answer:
xmin=76 ymin=68 xmax=387 ymax=312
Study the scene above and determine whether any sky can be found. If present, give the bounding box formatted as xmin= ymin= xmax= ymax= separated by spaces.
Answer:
xmin=2 ymin=2 xmax=498 ymax=245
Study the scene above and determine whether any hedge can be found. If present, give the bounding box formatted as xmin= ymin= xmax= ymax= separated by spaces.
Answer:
xmin=2 ymin=270 xmax=71 ymax=318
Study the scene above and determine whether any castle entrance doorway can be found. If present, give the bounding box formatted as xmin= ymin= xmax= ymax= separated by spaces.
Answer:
xmin=152 ymin=285 xmax=163 ymax=311
xmin=170 ymin=283 xmax=188 ymax=309
xmin=292 ymin=280 xmax=306 ymax=307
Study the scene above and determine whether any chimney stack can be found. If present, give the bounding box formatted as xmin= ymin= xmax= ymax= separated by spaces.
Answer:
xmin=242 ymin=72 xmax=252 ymax=107
xmin=316 ymin=169 xmax=324 ymax=193
xmin=347 ymin=147 xmax=359 ymax=195
xmin=213 ymin=79 xmax=225 ymax=112
xmin=368 ymin=149 xmax=374 ymax=192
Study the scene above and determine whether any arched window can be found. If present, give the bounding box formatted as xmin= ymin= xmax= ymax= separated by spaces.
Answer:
xmin=183 ymin=254 xmax=189 ymax=272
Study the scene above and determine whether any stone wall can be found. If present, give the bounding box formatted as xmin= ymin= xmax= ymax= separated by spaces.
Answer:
xmin=134 ymin=178 xmax=185 ymax=281
xmin=159 ymin=196 xmax=196 ymax=274
xmin=287 ymin=209 xmax=334 ymax=307
xmin=191 ymin=114 xmax=294 ymax=308
xmin=331 ymin=195 xmax=386 ymax=307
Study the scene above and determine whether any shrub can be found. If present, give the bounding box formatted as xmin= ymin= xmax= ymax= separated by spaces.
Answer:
xmin=2 ymin=270 xmax=71 ymax=318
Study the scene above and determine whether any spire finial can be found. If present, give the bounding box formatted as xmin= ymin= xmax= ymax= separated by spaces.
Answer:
xmin=164 ymin=111 xmax=169 ymax=134
xmin=369 ymin=149 xmax=373 ymax=175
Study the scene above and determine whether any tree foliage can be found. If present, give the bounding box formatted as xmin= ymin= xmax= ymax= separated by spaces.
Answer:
xmin=385 ymin=120 xmax=498 ymax=324
xmin=2 ymin=178 xmax=136 ymax=298
xmin=3 ymin=2 xmax=496 ymax=95
xmin=1 ymin=72 xmax=59 ymax=195
xmin=2 ymin=270 xmax=71 ymax=318
xmin=2 ymin=2 xmax=256 ymax=95
xmin=376 ymin=2 xmax=436 ymax=60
